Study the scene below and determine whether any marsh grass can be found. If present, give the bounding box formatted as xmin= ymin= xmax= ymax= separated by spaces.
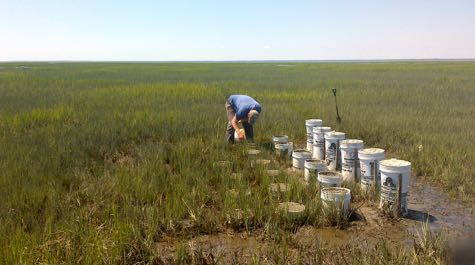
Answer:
xmin=0 ymin=62 xmax=472 ymax=263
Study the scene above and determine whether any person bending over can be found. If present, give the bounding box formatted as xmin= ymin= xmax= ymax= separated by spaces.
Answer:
xmin=225 ymin=95 xmax=261 ymax=143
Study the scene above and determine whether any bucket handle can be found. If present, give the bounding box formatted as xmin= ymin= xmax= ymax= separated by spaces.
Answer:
xmin=353 ymin=148 xmax=358 ymax=182
xmin=397 ymin=173 xmax=403 ymax=216
xmin=373 ymin=160 xmax=378 ymax=189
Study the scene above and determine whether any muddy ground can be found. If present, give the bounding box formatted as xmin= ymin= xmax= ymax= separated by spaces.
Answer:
xmin=154 ymin=176 xmax=474 ymax=263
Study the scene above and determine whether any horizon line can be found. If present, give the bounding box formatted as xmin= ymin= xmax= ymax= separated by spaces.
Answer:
xmin=1 ymin=58 xmax=475 ymax=63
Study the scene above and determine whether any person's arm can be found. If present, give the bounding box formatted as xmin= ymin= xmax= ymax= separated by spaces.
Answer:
xmin=231 ymin=115 xmax=244 ymax=139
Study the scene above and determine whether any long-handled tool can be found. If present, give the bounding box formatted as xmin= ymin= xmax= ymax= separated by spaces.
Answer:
xmin=332 ymin=88 xmax=342 ymax=124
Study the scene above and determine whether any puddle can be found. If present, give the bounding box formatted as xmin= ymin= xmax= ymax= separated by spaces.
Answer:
xmin=303 ymin=177 xmax=475 ymax=248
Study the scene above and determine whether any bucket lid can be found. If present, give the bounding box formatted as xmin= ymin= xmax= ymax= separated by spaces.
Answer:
xmin=247 ymin=149 xmax=260 ymax=155
xmin=293 ymin=149 xmax=307 ymax=153
xmin=317 ymin=171 xmax=343 ymax=183
xmin=305 ymin=159 xmax=326 ymax=167
xmin=272 ymin=135 xmax=288 ymax=141
xmin=312 ymin=126 xmax=332 ymax=133
xmin=266 ymin=169 xmax=281 ymax=176
xmin=278 ymin=202 xmax=305 ymax=213
xmin=325 ymin=131 xmax=346 ymax=140
xmin=292 ymin=149 xmax=312 ymax=158
xmin=380 ymin=158 xmax=411 ymax=171
xmin=255 ymin=159 xmax=271 ymax=165
xmin=321 ymin=187 xmax=351 ymax=196
xmin=305 ymin=119 xmax=322 ymax=126
xmin=358 ymin=148 xmax=385 ymax=159
xmin=340 ymin=139 xmax=364 ymax=148
xmin=269 ymin=183 xmax=290 ymax=193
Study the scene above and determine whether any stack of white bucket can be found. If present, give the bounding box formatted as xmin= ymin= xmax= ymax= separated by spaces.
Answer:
xmin=302 ymin=119 xmax=412 ymax=215
xmin=270 ymin=118 xmax=411 ymax=216
xmin=322 ymin=119 xmax=409 ymax=215
xmin=273 ymin=135 xmax=293 ymax=158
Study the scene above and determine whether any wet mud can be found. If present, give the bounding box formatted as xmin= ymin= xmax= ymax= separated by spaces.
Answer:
xmin=155 ymin=176 xmax=474 ymax=262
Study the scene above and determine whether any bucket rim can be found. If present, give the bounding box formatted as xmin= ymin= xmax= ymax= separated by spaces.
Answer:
xmin=305 ymin=158 xmax=326 ymax=163
xmin=321 ymin=187 xmax=351 ymax=194
xmin=340 ymin=139 xmax=364 ymax=147
xmin=325 ymin=131 xmax=346 ymax=139
xmin=312 ymin=126 xmax=332 ymax=132
xmin=380 ymin=158 xmax=411 ymax=168
xmin=358 ymin=148 xmax=385 ymax=155
xmin=305 ymin=119 xmax=323 ymax=125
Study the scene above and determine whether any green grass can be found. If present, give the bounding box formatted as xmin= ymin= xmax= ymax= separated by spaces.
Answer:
xmin=0 ymin=62 xmax=473 ymax=263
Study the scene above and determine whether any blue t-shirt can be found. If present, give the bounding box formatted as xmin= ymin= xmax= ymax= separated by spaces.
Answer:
xmin=228 ymin=95 xmax=262 ymax=120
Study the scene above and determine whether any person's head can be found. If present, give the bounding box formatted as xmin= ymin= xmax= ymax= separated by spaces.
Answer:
xmin=247 ymin=109 xmax=260 ymax=125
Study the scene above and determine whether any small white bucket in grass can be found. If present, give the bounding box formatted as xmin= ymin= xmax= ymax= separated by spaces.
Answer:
xmin=234 ymin=129 xmax=245 ymax=142
xmin=321 ymin=187 xmax=351 ymax=214
xmin=304 ymin=159 xmax=327 ymax=182
xmin=247 ymin=149 xmax=260 ymax=158
xmin=275 ymin=142 xmax=293 ymax=158
xmin=278 ymin=202 xmax=305 ymax=220
xmin=305 ymin=119 xmax=322 ymax=151
xmin=340 ymin=139 xmax=364 ymax=182
xmin=266 ymin=169 xmax=281 ymax=177
xmin=379 ymin=159 xmax=411 ymax=216
xmin=272 ymin=135 xmax=289 ymax=145
xmin=324 ymin=132 xmax=346 ymax=171
xmin=312 ymin=126 xmax=332 ymax=160
xmin=269 ymin=183 xmax=291 ymax=200
xmin=359 ymin=148 xmax=385 ymax=191
xmin=317 ymin=171 xmax=343 ymax=191
xmin=251 ymin=159 xmax=271 ymax=168
xmin=292 ymin=149 xmax=312 ymax=170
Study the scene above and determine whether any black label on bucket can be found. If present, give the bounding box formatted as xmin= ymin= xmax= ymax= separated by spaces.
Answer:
xmin=307 ymin=133 xmax=313 ymax=143
xmin=342 ymin=158 xmax=355 ymax=172
xmin=381 ymin=177 xmax=408 ymax=213
xmin=316 ymin=140 xmax=324 ymax=147
xmin=326 ymin=143 xmax=337 ymax=168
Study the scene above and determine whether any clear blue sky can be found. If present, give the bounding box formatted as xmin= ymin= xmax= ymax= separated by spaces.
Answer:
xmin=1 ymin=0 xmax=474 ymax=61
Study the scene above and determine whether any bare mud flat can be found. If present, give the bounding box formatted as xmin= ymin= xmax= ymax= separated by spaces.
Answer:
xmin=155 ymin=177 xmax=474 ymax=262
xmin=404 ymin=177 xmax=475 ymax=242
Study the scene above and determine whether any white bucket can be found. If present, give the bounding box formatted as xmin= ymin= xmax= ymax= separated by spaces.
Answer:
xmin=278 ymin=202 xmax=305 ymax=220
xmin=272 ymin=135 xmax=289 ymax=145
xmin=312 ymin=126 xmax=332 ymax=160
xmin=324 ymin=132 xmax=346 ymax=171
xmin=358 ymin=148 xmax=385 ymax=191
xmin=379 ymin=159 xmax=411 ymax=215
xmin=292 ymin=149 xmax=312 ymax=170
xmin=317 ymin=171 xmax=343 ymax=191
xmin=275 ymin=142 xmax=293 ymax=158
xmin=251 ymin=159 xmax=272 ymax=168
xmin=247 ymin=149 xmax=260 ymax=161
xmin=340 ymin=139 xmax=364 ymax=182
xmin=321 ymin=187 xmax=351 ymax=214
xmin=305 ymin=119 xmax=322 ymax=151
xmin=304 ymin=159 xmax=327 ymax=182
xmin=234 ymin=129 xmax=245 ymax=142
xmin=269 ymin=183 xmax=290 ymax=194
xmin=266 ymin=169 xmax=281 ymax=177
